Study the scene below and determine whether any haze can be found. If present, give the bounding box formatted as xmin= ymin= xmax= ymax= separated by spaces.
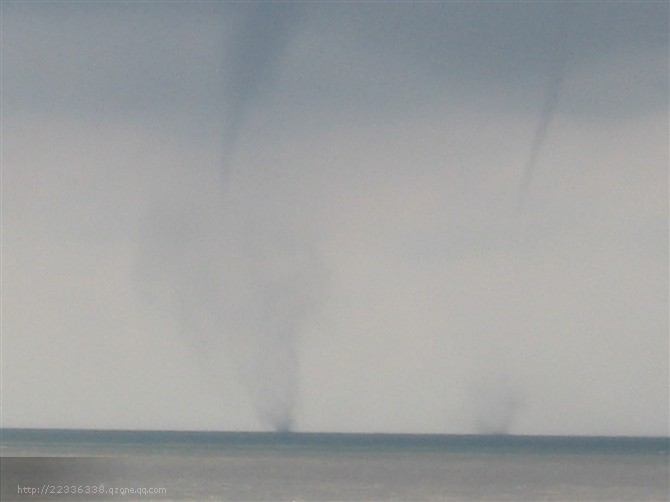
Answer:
xmin=2 ymin=1 xmax=668 ymax=436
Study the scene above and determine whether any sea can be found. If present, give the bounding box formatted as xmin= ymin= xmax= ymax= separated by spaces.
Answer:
xmin=1 ymin=429 xmax=668 ymax=501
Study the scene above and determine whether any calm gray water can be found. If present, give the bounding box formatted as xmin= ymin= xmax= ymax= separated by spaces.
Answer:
xmin=1 ymin=429 xmax=668 ymax=501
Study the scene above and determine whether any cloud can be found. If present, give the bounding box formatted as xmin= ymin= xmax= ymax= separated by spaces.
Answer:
xmin=2 ymin=2 xmax=667 ymax=434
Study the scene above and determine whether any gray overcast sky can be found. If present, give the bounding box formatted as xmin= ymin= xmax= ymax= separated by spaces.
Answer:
xmin=2 ymin=1 xmax=668 ymax=435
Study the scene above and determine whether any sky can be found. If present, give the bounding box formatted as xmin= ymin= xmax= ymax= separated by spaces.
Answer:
xmin=2 ymin=1 xmax=668 ymax=435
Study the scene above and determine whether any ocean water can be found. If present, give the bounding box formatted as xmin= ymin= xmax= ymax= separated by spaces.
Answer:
xmin=1 ymin=429 xmax=668 ymax=501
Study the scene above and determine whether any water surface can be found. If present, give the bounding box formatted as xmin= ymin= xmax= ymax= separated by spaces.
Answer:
xmin=1 ymin=429 xmax=667 ymax=501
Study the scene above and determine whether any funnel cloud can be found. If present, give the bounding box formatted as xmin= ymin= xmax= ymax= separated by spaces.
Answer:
xmin=517 ymin=4 xmax=573 ymax=211
xmin=222 ymin=2 xmax=298 ymax=162
xmin=217 ymin=3 xmax=307 ymax=432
